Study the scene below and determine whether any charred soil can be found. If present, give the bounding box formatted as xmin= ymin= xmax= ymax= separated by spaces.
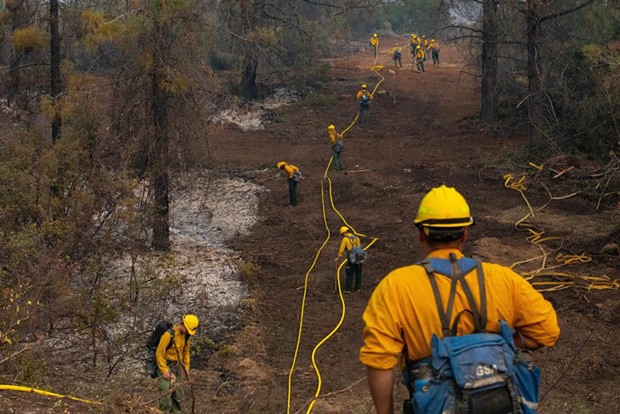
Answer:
xmin=2 ymin=40 xmax=619 ymax=414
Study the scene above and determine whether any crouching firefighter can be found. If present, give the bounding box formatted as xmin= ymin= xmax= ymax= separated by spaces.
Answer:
xmin=359 ymin=185 xmax=560 ymax=414
xmin=149 ymin=314 xmax=199 ymax=414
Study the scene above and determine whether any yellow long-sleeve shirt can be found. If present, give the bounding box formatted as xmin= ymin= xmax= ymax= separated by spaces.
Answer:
xmin=360 ymin=248 xmax=560 ymax=370
xmin=391 ymin=46 xmax=402 ymax=56
xmin=370 ymin=37 xmax=379 ymax=46
xmin=416 ymin=49 xmax=425 ymax=60
xmin=282 ymin=164 xmax=299 ymax=179
xmin=329 ymin=131 xmax=342 ymax=145
xmin=356 ymin=90 xmax=373 ymax=102
xmin=338 ymin=234 xmax=361 ymax=258
xmin=156 ymin=325 xmax=191 ymax=374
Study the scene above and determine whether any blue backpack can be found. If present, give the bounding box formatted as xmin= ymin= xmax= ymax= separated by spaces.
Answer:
xmin=394 ymin=49 xmax=402 ymax=59
xmin=360 ymin=92 xmax=370 ymax=106
xmin=347 ymin=235 xmax=368 ymax=264
xmin=403 ymin=254 xmax=541 ymax=414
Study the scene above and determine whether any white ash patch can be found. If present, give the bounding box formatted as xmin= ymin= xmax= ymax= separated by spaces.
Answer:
xmin=211 ymin=87 xmax=299 ymax=131
xmin=167 ymin=174 xmax=263 ymax=332
xmin=102 ymin=173 xmax=263 ymax=352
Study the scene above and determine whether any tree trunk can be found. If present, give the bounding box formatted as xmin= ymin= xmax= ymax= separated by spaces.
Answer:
xmin=7 ymin=0 xmax=26 ymax=106
xmin=50 ymin=0 xmax=62 ymax=142
xmin=526 ymin=0 xmax=545 ymax=156
xmin=480 ymin=0 xmax=498 ymax=122
xmin=149 ymin=20 xmax=171 ymax=251
xmin=240 ymin=0 xmax=263 ymax=101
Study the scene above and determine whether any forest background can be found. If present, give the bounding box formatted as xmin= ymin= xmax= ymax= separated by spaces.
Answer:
xmin=0 ymin=0 xmax=619 ymax=412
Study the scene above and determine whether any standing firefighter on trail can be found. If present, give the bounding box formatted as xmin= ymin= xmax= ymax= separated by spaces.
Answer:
xmin=335 ymin=226 xmax=367 ymax=292
xmin=428 ymin=39 xmax=440 ymax=65
xmin=356 ymin=84 xmax=373 ymax=123
xmin=409 ymin=34 xmax=418 ymax=56
xmin=360 ymin=185 xmax=560 ymax=414
xmin=147 ymin=314 xmax=199 ymax=414
xmin=370 ymin=33 xmax=379 ymax=58
xmin=392 ymin=44 xmax=403 ymax=68
xmin=277 ymin=161 xmax=301 ymax=207
xmin=328 ymin=124 xmax=344 ymax=170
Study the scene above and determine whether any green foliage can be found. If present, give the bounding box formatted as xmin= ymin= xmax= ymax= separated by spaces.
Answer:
xmin=11 ymin=25 xmax=46 ymax=52
xmin=80 ymin=10 xmax=124 ymax=51
xmin=13 ymin=349 xmax=49 ymax=386
xmin=576 ymin=402 xmax=593 ymax=414
xmin=236 ymin=257 xmax=260 ymax=283
xmin=303 ymin=90 xmax=337 ymax=110
xmin=551 ymin=40 xmax=620 ymax=157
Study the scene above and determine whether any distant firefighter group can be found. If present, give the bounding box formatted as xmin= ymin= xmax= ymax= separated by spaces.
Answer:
xmin=370 ymin=32 xmax=440 ymax=72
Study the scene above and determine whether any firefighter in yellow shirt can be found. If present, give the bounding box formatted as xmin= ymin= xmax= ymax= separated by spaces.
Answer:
xmin=335 ymin=226 xmax=363 ymax=292
xmin=277 ymin=161 xmax=300 ymax=206
xmin=428 ymin=38 xmax=440 ymax=65
xmin=415 ymin=46 xmax=425 ymax=72
xmin=359 ymin=185 xmax=560 ymax=414
xmin=356 ymin=84 xmax=373 ymax=123
xmin=328 ymin=124 xmax=344 ymax=170
xmin=370 ymin=33 xmax=379 ymax=58
xmin=391 ymin=43 xmax=403 ymax=68
xmin=409 ymin=34 xmax=418 ymax=56
xmin=156 ymin=314 xmax=199 ymax=414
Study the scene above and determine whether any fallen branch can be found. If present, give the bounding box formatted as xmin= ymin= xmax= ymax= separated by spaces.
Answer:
xmin=292 ymin=376 xmax=366 ymax=414
xmin=552 ymin=166 xmax=575 ymax=179
xmin=0 ymin=336 xmax=47 ymax=366
xmin=138 ymin=373 xmax=198 ymax=409
xmin=550 ymin=192 xmax=579 ymax=200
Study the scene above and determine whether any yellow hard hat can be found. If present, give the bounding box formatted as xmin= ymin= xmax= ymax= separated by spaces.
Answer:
xmin=394 ymin=43 xmax=398 ymax=46
xmin=340 ymin=226 xmax=350 ymax=235
xmin=422 ymin=35 xmax=426 ymax=38
xmin=277 ymin=161 xmax=286 ymax=169
xmin=414 ymin=185 xmax=474 ymax=228
xmin=411 ymin=34 xmax=415 ymax=37
xmin=328 ymin=124 xmax=335 ymax=131
xmin=416 ymin=45 xmax=421 ymax=49
xmin=373 ymin=33 xmax=377 ymax=37
xmin=431 ymin=39 xmax=435 ymax=42
xmin=361 ymin=84 xmax=367 ymax=89
xmin=183 ymin=314 xmax=199 ymax=336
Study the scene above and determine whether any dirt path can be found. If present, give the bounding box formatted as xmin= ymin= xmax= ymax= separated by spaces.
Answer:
xmin=200 ymin=38 xmax=620 ymax=414
xmin=1 ymin=38 xmax=617 ymax=414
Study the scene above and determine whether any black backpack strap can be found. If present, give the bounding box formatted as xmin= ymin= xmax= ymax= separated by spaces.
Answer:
xmin=165 ymin=328 xmax=175 ymax=349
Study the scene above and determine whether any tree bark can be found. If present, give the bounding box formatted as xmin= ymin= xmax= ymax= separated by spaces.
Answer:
xmin=240 ymin=0 xmax=264 ymax=101
xmin=7 ymin=0 xmax=26 ymax=106
xmin=149 ymin=19 xmax=171 ymax=251
xmin=50 ymin=0 xmax=62 ymax=142
xmin=526 ymin=0 xmax=544 ymax=156
xmin=480 ymin=0 xmax=499 ymax=122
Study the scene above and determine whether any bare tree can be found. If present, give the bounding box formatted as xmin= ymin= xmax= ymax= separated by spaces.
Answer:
xmin=481 ymin=0 xmax=498 ymax=121
xmin=50 ymin=0 xmax=62 ymax=142
xmin=525 ymin=0 xmax=598 ymax=155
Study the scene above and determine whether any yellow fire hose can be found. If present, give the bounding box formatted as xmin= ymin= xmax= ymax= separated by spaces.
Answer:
xmin=287 ymin=67 xmax=383 ymax=414
xmin=504 ymin=165 xmax=618 ymax=292
xmin=0 ymin=384 xmax=103 ymax=405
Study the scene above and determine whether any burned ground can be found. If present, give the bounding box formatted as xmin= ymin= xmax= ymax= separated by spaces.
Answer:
xmin=1 ymin=40 xmax=618 ymax=414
